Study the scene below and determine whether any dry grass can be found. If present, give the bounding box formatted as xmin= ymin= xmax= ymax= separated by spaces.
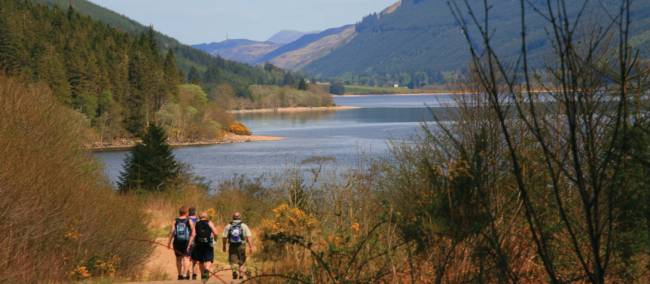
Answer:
xmin=0 ymin=75 xmax=152 ymax=282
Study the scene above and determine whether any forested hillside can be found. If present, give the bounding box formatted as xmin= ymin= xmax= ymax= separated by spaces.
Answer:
xmin=0 ymin=0 xmax=252 ymax=144
xmin=0 ymin=0 xmax=184 ymax=138
xmin=304 ymin=0 xmax=650 ymax=86
xmin=32 ymin=0 xmax=298 ymax=97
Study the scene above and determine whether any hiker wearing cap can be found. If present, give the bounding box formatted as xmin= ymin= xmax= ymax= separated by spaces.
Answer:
xmin=191 ymin=211 xmax=219 ymax=283
xmin=167 ymin=206 xmax=196 ymax=280
xmin=222 ymin=212 xmax=253 ymax=280
xmin=188 ymin=207 xmax=199 ymax=280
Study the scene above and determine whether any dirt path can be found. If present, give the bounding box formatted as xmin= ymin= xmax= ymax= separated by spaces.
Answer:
xmin=128 ymin=238 xmax=242 ymax=284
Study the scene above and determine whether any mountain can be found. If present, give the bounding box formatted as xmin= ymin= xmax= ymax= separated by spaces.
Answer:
xmin=303 ymin=0 xmax=650 ymax=85
xmin=194 ymin=26 xmax=354 ymax=71
xmin=31 ymin=0 xmax=294 ymax=97
xmin=267 ymin=30 xmax=310 ymax=44
xmin=194 ymin=39 xmax=280 ymax=64
xmin=259 ymin=25 xmax=356 ymax=70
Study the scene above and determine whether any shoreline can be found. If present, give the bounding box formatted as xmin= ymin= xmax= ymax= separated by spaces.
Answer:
xmin=88 ymin=133 xmax=283 ymax=152
xmin=227 ymin=105 xmax=359 ymax=114
xmin=339 ymin=91 xmax=472 ymax=97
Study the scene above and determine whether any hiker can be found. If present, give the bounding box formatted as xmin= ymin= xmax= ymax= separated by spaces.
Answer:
xmin=188 ymin=207 xmax=199 ymax=280
xmin=192 ymin=211 xmax=219 ymax=282
xmin=222 ymin=212 xmax=254 ymax=280
xmin=167 ymin=206 xmax=196 ymax=280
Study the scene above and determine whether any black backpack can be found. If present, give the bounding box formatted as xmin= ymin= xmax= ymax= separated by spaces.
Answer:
xmin=195 ymin=220 xmax=212 ymax=244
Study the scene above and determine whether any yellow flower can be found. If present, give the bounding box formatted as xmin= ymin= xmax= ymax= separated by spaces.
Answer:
xmin=70 ymin=266 xmax=91 ymax=279
xmin=350 ymin=223 xmax=361 ymax=235
xmin=64 ymin=230 xmax=81 ymax=241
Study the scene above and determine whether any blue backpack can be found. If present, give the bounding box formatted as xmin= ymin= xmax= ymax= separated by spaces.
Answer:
xmin=174 ymin=218 xmax=191 ymax=241
xmin=228 ymin=223 xmax=244 ymax=244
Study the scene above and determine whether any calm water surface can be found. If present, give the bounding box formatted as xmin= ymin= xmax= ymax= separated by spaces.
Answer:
xmin=95 ymin=94 xmax=458 ymax=187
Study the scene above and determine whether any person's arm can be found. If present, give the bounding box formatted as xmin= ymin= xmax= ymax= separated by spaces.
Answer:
xmin=244 ymin=224 xmax=254 ymax=254
xmin=187 ymin=220 xmax=196 ymax=253
xmin=222 ymin=224 xmax=229 ymax=252
xmin=167 ymin=221 xmax=176 ymax=249
xmin=209 ymin=221 xmax=219 ymax=244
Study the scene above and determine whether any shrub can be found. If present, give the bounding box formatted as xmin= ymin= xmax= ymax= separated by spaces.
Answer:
xmin=229 ymin=122 xmax=252 ymax=135
xmin=0 ymin=75 xmax=152 ymax=282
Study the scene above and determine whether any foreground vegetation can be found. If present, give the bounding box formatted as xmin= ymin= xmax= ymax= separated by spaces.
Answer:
xmin=0 ymin=75 xmax=152 ymax=282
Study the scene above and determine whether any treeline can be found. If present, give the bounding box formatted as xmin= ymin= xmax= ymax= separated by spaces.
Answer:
xmin=33 ymin=0 xmax=310 ymax=100
xmin=0 ymin=1 xmax=322 ymax=142
xmin=0 ymin=0 xmax=182 ymax=138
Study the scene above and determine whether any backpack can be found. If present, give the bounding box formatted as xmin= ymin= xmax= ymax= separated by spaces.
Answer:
xmin=228 ymin=223 xmax=244 ymax=244
xmin=174 ymin=218 xmax=191 ymax=241
xmin=195 ymin=220 xmax=212 ymax=244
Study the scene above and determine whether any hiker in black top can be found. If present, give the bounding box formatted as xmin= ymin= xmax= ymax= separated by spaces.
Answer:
xmin=191 ymin=211 xmax=219 ymax=282
xmin=167 ymin=206 xmax=196 ymax=280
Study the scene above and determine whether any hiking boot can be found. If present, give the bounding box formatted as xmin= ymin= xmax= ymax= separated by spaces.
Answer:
xmin=192 ymin=273 xmax=197 ymax=280
xmin=177 ymin=275 xmax=184 ymax=280
xmin=232 ymin=271 xmax=238 ymax=279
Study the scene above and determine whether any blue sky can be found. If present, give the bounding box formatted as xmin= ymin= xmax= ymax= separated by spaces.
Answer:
xmin=89 ymin=0 xmax=397 ymax=44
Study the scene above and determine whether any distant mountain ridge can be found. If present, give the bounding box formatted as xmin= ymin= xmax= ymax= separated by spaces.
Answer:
xmin=193 ymin=26 xmax=355 ymax=71
xmin=267 ymin=30 xmax=311 ymax=44
xmin=193 ymin=39 xmax=280 ymax=64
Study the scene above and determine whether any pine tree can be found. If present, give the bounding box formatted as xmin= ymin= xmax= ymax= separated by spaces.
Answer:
xmin=187 ymin=66 xmax=201 ymax=84
xmin=118 ymin=124 xmax=181 ymax=193
xmin=298 ymin=78 xmax=308 ymax=90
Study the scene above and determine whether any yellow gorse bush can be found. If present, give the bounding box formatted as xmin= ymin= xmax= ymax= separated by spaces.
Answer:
xmin=260 ymin=204 xmax=319 ymax=238
xmin=69 ymin=266 xmax=91 ymax=280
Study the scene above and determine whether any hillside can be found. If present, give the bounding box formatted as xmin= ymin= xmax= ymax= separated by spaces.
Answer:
xmin=268 ymin=30 xmax=311 ymax=44
xmin=194 ymin=26 xmax=354 ymax=71
xmin=259 ymin=25 xmax=356 ymax=70
xmin=303 ymin=0 xmax=650 ymax=85
xmin=32 ymin=0 xmax=294 ymax=97
xmin=194 ymin=39 xmax=280 ymax=64
xmin=0 ymin=0 xmax=272 ymax=144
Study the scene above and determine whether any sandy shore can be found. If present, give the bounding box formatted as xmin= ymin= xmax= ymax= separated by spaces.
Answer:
xmin=88 ymin=133 xmax=282 ymax=152
xmin=228 ymin=105 xmax=358 ymax=114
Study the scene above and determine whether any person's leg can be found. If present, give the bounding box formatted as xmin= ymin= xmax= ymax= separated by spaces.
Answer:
xmin=192 ymin=259 xmax=198 ymax=279
xmin=203 ymin=261 xmax=212 ymax=280
xmin=229 ymin=247 xmax=239 ymax=279
xmin=175 ymin=255 xmax=183 ymax=279
xmin=238 ymin=245 xmax=247 ymax=279
xmin=183 ymin=256 xmax=191 ymax=278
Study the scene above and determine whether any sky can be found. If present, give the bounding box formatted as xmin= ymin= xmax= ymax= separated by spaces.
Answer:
xmin=89 ymin=0 xmax=397 ymax=45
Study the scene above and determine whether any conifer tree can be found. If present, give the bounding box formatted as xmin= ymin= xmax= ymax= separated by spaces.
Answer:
xmin=118 ymin=124 xmax=181 ymax=193
xmin=298 ymin=78 xmax=308 ymax=90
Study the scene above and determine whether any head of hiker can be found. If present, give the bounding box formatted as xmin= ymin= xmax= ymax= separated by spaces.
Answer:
xmin=199 ymin=211 xmax=209 ymax=220
xmin=189 ymin=207 xmax=197 ymax=217
xmin=179 ymin=206 xmax=188 ymax=216
xmin=232 ymin=212 xmax=241 ymax=222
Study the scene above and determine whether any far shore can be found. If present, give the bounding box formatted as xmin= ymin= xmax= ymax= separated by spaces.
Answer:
xmin=88 ymin=133 xmax=283 ymax=152
xmin=228 ymin=105 xmax=359 ymax=114
xmin=340 ymin=91 xmax=472 ymax=97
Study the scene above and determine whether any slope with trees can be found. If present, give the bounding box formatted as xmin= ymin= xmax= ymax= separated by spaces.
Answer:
xmin=31 ymin=0 xmax=306 ymax=99
xmin=304 ymin=0 xmax=650 ymax=86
